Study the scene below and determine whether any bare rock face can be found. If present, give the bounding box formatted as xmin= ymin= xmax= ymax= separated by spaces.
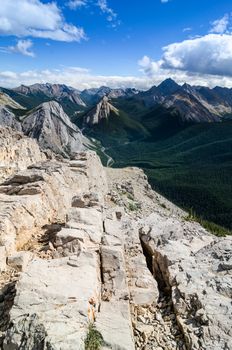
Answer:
xmin=0 ymin=107 xmax=22 ymax=131
xmin=139 ymin=213 xmax=232 ymax=349
xmin=22 ymin=101 xmax=90 ymax=157
xmin=0 ymin=127 xmax=46 ymax=182
xmin=0 ymin=127 xmax=231 ymax=350
xmin=105 ymin=167 xmax=232 ymax=350
xmin=163 ymin=86 xmax=223 ymax=123
xmin=84 ymin=96 xmax=119 ymax=125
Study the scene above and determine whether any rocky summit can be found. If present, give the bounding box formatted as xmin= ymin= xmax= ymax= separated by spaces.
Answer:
xmin=0 ymin=125 xmax=231 ymax=350
xmin=84 ymin=96 xmax=119 ymax=126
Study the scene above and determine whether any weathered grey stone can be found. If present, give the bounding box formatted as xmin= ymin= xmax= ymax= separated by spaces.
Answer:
xmin=4 ymin=252 xmax=101 ymax=350
xmin=0 ymin=106 xmax=22 ymax=131
xmin=0 ymin=246 xmax=6 ymax=272
xmin=140 ymin=213 xmax=232 ymax=350
xmin=96 ymin=301 xmax=135 ymax=350
xmin=7 ymin=251 xmax=33 ymax=271
xmin=0 ymin=127 xmax=46 ymax=182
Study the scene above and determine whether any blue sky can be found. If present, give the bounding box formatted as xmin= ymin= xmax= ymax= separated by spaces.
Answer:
xmin=0 ymin=0 xmax=232 ymax=89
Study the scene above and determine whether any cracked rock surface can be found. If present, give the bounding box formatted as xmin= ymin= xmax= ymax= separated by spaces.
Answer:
xmin=0 ymin=128 xmax=231 ymax=350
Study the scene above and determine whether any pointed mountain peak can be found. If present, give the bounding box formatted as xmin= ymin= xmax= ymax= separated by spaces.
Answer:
xmin=84 ymin=95 xmax=119 ymax=126
xmin=157 ymin=78 xmax=180 ymax=95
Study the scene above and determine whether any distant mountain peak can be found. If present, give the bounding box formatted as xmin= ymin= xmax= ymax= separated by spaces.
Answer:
xmin=84 ymin=96 xmax=119 ymax=126
xmin=14 ymin=83 xmax=86 ymax=108
xmin=157 ymin=78 xmax=180 ymax=95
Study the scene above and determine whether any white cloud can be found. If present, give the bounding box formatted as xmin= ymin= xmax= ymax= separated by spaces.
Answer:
xmin=7 ymin=39 xmax=35 ymax=57
xmin=138 ymin=56 xmax=162 ymax=77
xmin=0 ymin=67 xmax=148 ymax=90
xmin=160 ymin=34 xmax=232 ymax=76
xmin=97 ymin=0 xmax=119 ymax=26
xmin=140 ymin=34 xmax=232 ymax=78
xmin=0 ymin=0 xmax=86 ymax=42
xmin=183 ymin=27 xmax=192 ymax=32
xmin=210 ymin=14 xmax=229 ymax=34
xmin=67 ymin=0 xmax=87 ymax=10
xmin=137 ymin=14 xmax=232 ymax=86
xmin=2 ymin=64 xmax=232 ymax=91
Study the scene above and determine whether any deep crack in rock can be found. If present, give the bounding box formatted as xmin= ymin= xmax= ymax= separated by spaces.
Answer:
xmin=139 ymin=233 xmax=188 ymax=350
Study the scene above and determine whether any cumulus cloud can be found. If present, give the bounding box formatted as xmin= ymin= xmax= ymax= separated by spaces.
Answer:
xmin=0 ymin=0 xmax=86 ymax=42
xmin=210 ymin=14 xmax=229 ymax=34
xmin=67 ymin=0 xmax=87 ymax=10
xmin=161 ymin=34 xmax=232 ymax=76
xmin=7 ymin=39 xmax=35 ymax=57
xmin=139 ymin=33 xmax=232 ymax=79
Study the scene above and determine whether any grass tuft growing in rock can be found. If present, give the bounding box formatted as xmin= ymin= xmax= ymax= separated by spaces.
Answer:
xmin=85 ymin=323 xmax=104 ymax=350
xmin=128 ymin=202 xmax=139 ymax=212
xmin=185 ymin=209 xmax=231 ymax=237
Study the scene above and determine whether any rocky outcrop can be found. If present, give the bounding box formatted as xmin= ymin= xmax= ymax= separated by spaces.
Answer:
xmin=139 ymin=214 xmax=232 ymax=350
xmin=22 ymin=101 xmax=90 ymax=157
xmin=105 ymin=167 xmax=232 ymax=350
xmin=0 ymin=107 xmax=22 ymax=131
xmin=0 ymin=127 xmax=46 ymax=181
xmin=84 ymin=96 xmax=119 ymax=125
xmin=0 ymin=128 xmax=231 ymax=349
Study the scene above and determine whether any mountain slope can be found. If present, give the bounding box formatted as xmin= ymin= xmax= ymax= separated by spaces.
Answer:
xmin=0 ymin=107 xmax=22 ymax=131
xmin=163 ymin=84 xmax=231 ymax=122
xmin=0 ymin=92 xmax=25 ymax=110
xmin=22 ymin=101 xmax=90 ymax=157
xmin=100 ymin=119 xmax=232 ymax=230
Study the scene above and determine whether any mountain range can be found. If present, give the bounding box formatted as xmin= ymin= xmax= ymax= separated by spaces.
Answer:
xmin=0 ymin=79 xmax=231 ymax=232
xmin=2 ymin=78 xmax=232 ymax=123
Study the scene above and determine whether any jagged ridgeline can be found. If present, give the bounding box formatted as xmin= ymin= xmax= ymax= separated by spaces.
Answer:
xmin=0 ymin=80 xmax=232 ymax=232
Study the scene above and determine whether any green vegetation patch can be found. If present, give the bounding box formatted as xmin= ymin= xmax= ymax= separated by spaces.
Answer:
xmin=85 ymin=324 xmax=104 ymax=350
